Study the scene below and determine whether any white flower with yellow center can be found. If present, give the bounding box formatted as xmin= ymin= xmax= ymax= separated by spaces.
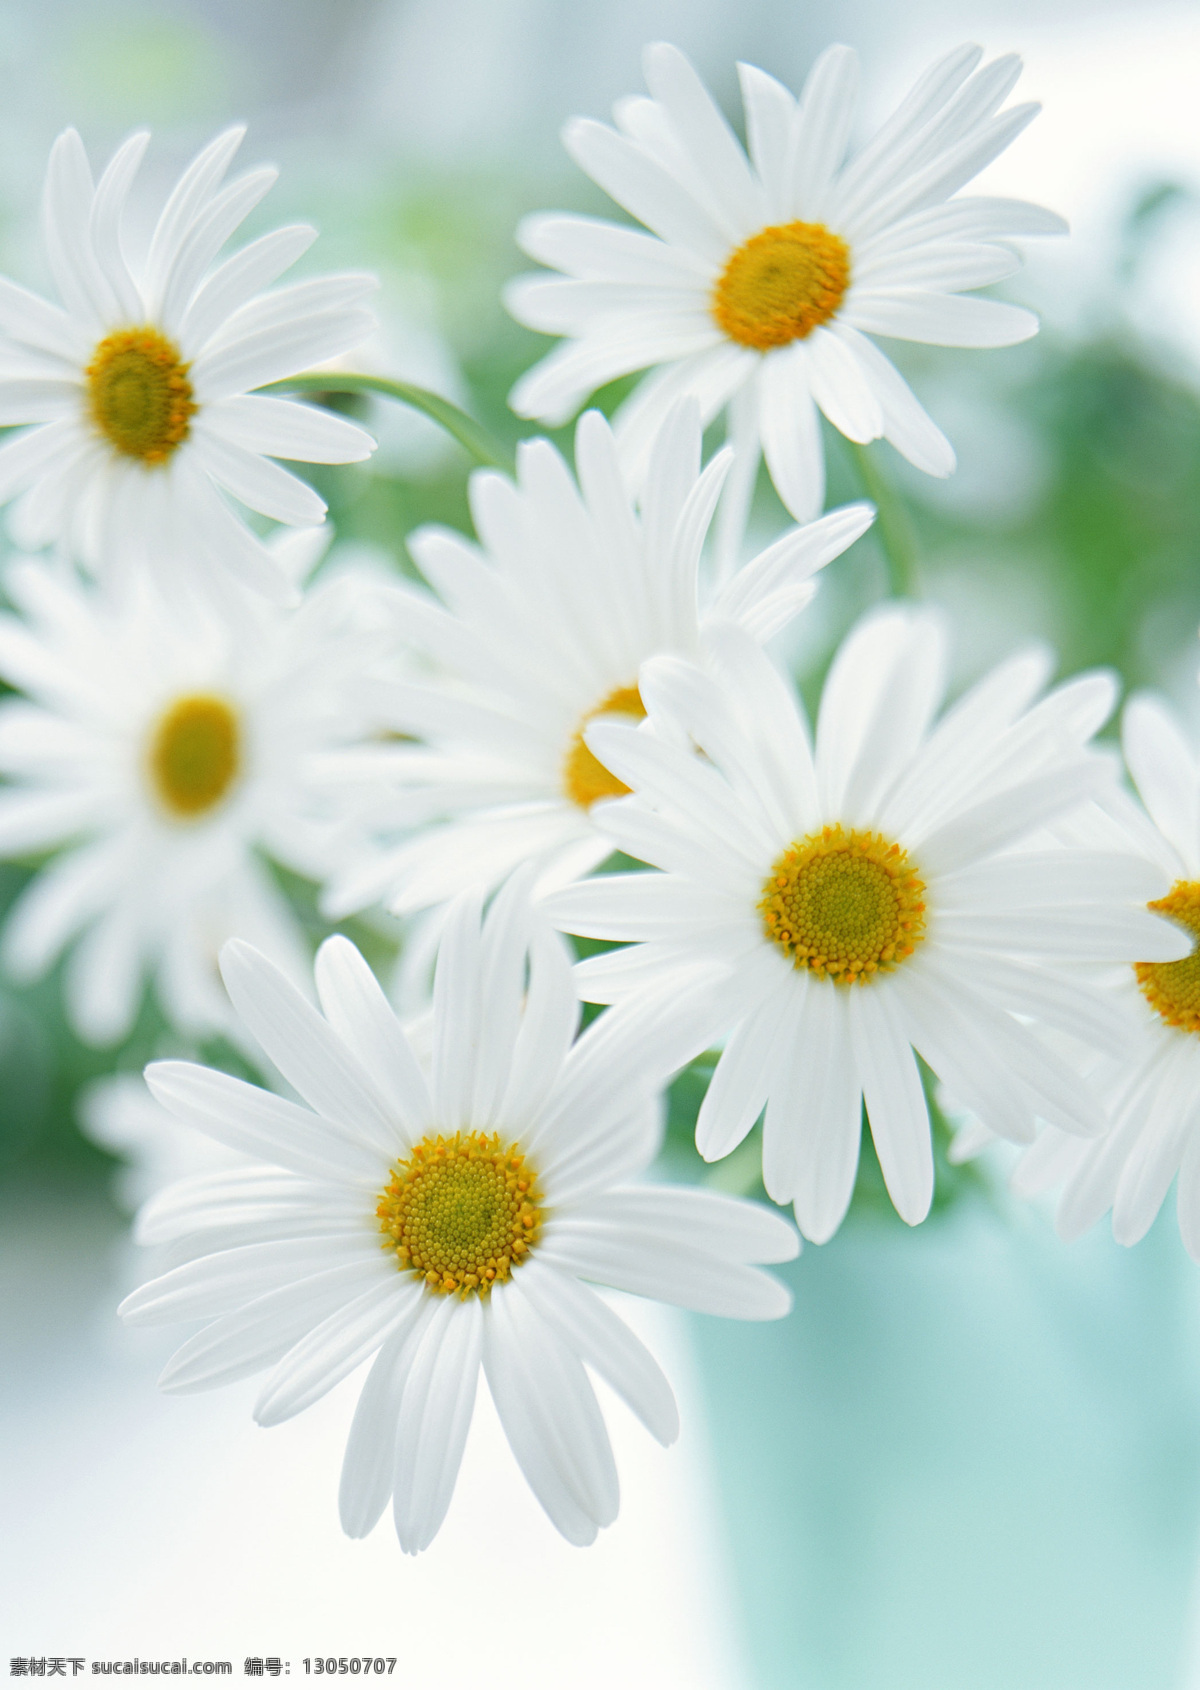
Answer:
xmin=960 ymin=697 xmax=1200 ymax=1259
xmin=118 ymin=887 xmax=797 ymax=1553
xmin=0 ymin=126 xmax=376 ymax=601
xmin=546 ymin=611 xmax=1187 ymax=1242
xmin=0 ymin=543 xmax=376 ymax=1043
xmin=507 ymin=42 xmax=1064 ymax=526
xmin=319 ymin=402 xmax=873 ymax=921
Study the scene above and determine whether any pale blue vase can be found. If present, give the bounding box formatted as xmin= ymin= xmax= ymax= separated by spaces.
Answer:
xmin=692 ymin=1201 xmax=1200 ymax=1690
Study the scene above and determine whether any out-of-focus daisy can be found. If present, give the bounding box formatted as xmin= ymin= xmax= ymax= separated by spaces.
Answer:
xmin=0 ymin=126 xmax=376 ymax=601
xmin=119 ymin=887 xmax=797 ymax=1552
xmin=955 ymin=697 xmax=1200 ymax=1260
xmin=320 ymin=402 xmax=873 ymax=920
xmin=547 ymin=611 xmax=1186 ymax=1242
xmin=508 ymin=42 xmax=1063 ymax=530
xmin=0 ymin=538 xmax=378 ymax=1043
xmin=79 ymin=1072 xmax=241 ymax=1215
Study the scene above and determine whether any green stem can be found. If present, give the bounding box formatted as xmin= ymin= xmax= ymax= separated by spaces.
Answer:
xmin=261 ymin=372 xmax=514 ymax=472
xmin=849 ymin=440 xmax=919 ymax=600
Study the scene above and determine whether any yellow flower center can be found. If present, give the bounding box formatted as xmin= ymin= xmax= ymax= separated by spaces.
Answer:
xmin=1136 ymin=881 xmax=1200 ymax=1035
xmin=148 ymin=694 xmax=241 ymax=820
xmin=562 ymin=683 xmax=646 ymax=809
xmin=760 ymin=824 xmax=927 ymax=983
xmin=712 ymin=221 xmax=851 ymax=351
xmin=85 ymin=326 xmax=196 ymax=463
xmin=377 ymin=1131 xmax=543 ymax=1298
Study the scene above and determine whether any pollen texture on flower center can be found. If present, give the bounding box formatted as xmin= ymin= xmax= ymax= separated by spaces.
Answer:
xmin=562 ymin=683 xmax=646 ymax=809
xmin=86 ymin=326 xmax=196 ymax=463
xmin=712 ymin=221 xmax=851 ymax=351
xmin=377 ymin=1132 xmax=543 ymax=1298
xmin=148 ymin=694 xmax=241 ymax=819
xmin=1136 ymin=881 xmax=1200 ymax=1035
xmin=760 ymin=824 xmax=927 ymax=983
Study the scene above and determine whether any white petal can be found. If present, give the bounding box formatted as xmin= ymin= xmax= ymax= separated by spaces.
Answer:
xmin=696 ymin=986 xmax=790 ymax=1161
xmin=757 ymin=346 xmax=823 ymax=521
xmin=738 ymin=62 xmax=796 ymax=217
xmin=517 ymin=1258 xmax=679 ymax=1445
xmin=1111 ymin=1044 xmax=1195 ymax=1246
xmin=713 ymin=500 xmax=876 ymax=637
xmin=0 ymin=275 xmax=90 ymax=362
xmin=570 ymin=1185 xmax=799 ymax=1264
xmin=965 ymin=957 xmax=1135 ymax=1054
xmin=843 ymin=290 xmax=1038 ymax=349
xmin=830 ymin=323 xmax=955 ymax=476
xmin=63 ymin=901 xmax=144 ymax=1046
xmin=429 ymin=889 xmax=484 ymax=1128
xmin=509 ymin=318 xmax=721 ymax=427
xmin=788 ymin=45 xmax=859 ymax=221
xmin=914 ymin=761 xmax=1111 ymax=874
xmin=936 ymin=906 xmax=1189 ymax=964
xmin=936 ymin=849 xmax=1172 ymax=911
xmin=191 ymin=305 xmax=377 ymax=402
xmin=144 ymin=1060 xmax=384 ymax=1184
xmin=778 ymin=979 xmax=862 ymax=1240
xmin=539 ymin=1225 xmax=791 ymax=1320
xmin=393 ymin=1294 xmax=483 ymax=1553
xmin=514 ymin=213 xmax=710 ymax=284
xmin=313 ymin=935 xmax=432 ymax=1144
xmin=0 ymin=838 xmax=126 ymax=980
xmin=485 ymin=1278 xmax=618 ymax=1533
xmin=1123 ymin=694 xmax=1199 ymax=871
xmin=338 ymin=1301 xmax=440 ymax=1539
xmin=181 ymin=224 xmax=317 ymax=354
xmin=0 ymin=786 xmax=104 ymax=856
xmin=218 ymin=940 xmax=403 ymax=1157
xmin=189 ymin=426 xmax=327 ymax=525
xmin=1055 ymin=1079 xmax=1149 ymax=1242
xmin=814 ymin=604 xmax=932 ymax=816
xmin=830 ymin=44 xmax=984 ymax=222
xmin=584 ymin=721 xmax=775 ymax=869
xmin=254 ymin=1273 xmax=423 ymax=1426
xmin=142 ymin=126 xmax=246 ymax=312
xmin=500 ymin=921 xmax=581 ymax=1127
xmin=204 ymin=394 xmax=374 ymax=464
xmin=805 ymin=325 xmax=884 ymax=443
xmin=849 ymin=984 xmax=932 ymax=1226
xmin=548 ymin=870 xmax=734 ymax=943
xmin=642 ymin=43 xmax=766 ymax=240
xmin=120 ymin=1239 xmax=378 ymax=1326
xmin=562 ymin=114 xmax=729 ymax=263
xmin=532 ymin=990 xmax=716 ymax=1175
xmin=159 ymin=166 xmax=278 ymax=335
xmin=155 ymin=1260 xmax=390 ymax=1392
xmin=42 ymin=129 xmax=109 ymax=328
xmin=901 ymin=962 xmax=1102 ymax=1143
xmin=0 ymin=420 xmax=84 ymax=503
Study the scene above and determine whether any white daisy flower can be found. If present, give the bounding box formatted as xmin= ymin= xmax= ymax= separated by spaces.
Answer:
xmin=0 ymin=540 xmax=378 ymax=1044
xmin=319 ymin=401 xmax=873 ymax=920
xmin=545 ymin=610 xmax=1187 ymax=1242
xmin=0 ymin=126 xmax=377 ymax=601
xmin=118 ymin=887 xmax=797 ymax=1552
xmin=960 ymin=697 xmax=1200 ymax=1259
xmin=507 ymin=42 xmax=1064 ymax=532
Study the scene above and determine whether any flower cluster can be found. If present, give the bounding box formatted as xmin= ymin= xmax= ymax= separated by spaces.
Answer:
xmin=2 ymin=40 xmax=1197 ymax=1557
